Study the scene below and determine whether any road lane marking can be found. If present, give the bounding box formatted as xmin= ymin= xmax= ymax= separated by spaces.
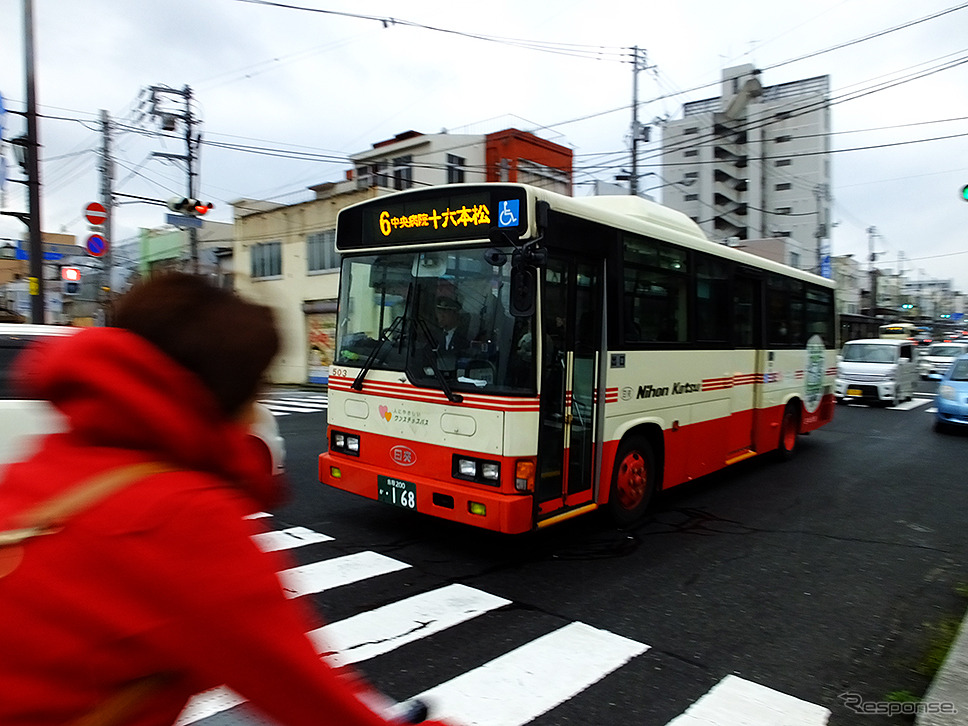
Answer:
xmin=309 ymin=583 xmax=511 ymax=667
xmin=278 ymin=551 xmax=410 ymax=599
xmin=252 ymin=526 xmax=334 ymax=552
xmin=664 ymin=674 xmax=830 ymax=725
xmin=411 ymin=621 xmax=649 ymax=726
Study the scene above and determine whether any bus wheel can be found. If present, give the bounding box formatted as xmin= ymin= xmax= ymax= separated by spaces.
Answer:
xmin=608 ymin=436 xmax=655 ymax=525
xmin=776 ymin=404 xmax=800 ymax=460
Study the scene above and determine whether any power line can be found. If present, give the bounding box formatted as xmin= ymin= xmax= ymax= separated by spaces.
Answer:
xmin=229 ymin=0 xmax=631 ymax=63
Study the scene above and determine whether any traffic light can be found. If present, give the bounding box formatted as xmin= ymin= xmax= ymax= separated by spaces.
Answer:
xmin=61 ymin=266 xmax=81 ymax=295
xmin=962 ymin=185 xmax=968 ymax=202
xmin=167 ymin=196 xmax=214 ymax=216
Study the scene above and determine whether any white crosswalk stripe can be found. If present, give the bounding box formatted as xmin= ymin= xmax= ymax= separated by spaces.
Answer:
xmin=181 ymin=516 xmax=830 ymax=726
xmin=258 ymin=393 xmax=329 ymax=416
xmin=310 ymin=584 xmax=511 ymax=668
xmin=665 ymin=674 xmax=830 ymax=725
xmin=278 ymin=551 xmax=410 ymax=599
xmin=413 ymin=621 xmax=648 ymax=726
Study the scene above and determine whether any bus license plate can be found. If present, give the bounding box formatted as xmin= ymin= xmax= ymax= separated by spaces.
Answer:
xmin=847 ymin=388 xmax=862 ymax=397
xmin=377 ymin=475 xmax=417 ymax=510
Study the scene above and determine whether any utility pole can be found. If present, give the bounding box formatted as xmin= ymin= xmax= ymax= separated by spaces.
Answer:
xmin=146 ymin=85 xmax=200 ymax=273
xmin=628 ymin=47 xmax=651 ymax=197
xmin=23 ymin=0 xmax=44 ymax=323
xmin=814 ymin=183 xmax=829 ymax=275
xmin=99 ymin=109 xmax=114 ymax=318
xmin=867 ymin=225 xmax=878 ymax=317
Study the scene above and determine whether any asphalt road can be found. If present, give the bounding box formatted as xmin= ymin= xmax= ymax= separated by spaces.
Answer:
xmin=211 ymin=385 xmax=968 ymax=725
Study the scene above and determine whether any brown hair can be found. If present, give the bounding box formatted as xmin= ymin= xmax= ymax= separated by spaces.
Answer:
xmin=113 ymin=273 xmax=279 ymax=417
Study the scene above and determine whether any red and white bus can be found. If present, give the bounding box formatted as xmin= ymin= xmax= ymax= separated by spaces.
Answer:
xmin=319 ymin=183 xmax=837 ymax=533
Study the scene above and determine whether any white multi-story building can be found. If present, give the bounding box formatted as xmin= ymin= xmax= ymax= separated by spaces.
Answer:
xmin=661 ymin=64 xmax=831 ymax=275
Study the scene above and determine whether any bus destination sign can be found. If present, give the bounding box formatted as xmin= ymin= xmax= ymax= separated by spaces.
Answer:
xmin=379 ymin=201 xmax=491 ymax=239
xmin=339 ymin=186 xmax=528 ymax=250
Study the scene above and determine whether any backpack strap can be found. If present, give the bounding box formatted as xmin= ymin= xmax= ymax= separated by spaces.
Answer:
xmin=70 ymin=673 xmax=173 ymax=726
xmin=0 ymin=461 xmax=176 ymax=552
xmin=1 ymin=462 xmax=179 ymax=723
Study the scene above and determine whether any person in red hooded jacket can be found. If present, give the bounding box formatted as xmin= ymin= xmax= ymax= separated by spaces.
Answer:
xmin=0 ymin=273 xmax=453 ymax=726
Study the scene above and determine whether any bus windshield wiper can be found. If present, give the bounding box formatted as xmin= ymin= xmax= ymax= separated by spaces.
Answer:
xmin=351 ymin=314 xmax=405 ymax=392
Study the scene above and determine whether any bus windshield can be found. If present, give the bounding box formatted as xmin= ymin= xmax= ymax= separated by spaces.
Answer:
xmin=335 ymin=248 xmax=536 ymax=395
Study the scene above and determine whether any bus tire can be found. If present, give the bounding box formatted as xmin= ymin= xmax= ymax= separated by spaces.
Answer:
xmin=776 ymin=403 xmax=800 ymax=461
xmin=608 ymin=435 xmax=655 ymax=525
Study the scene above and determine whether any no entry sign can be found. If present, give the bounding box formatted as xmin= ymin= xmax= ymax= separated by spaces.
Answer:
xmin=85 ymin=201 xmax=107 ymax=226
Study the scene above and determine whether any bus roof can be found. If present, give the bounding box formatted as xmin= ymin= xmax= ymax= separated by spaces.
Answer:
xmin=338 ymin=183 xmax=835 ymax=289
xmin=530 ymin=186 xmax=835 ymax=289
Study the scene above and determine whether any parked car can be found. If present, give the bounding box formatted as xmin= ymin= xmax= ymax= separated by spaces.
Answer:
xmin=934 ymin=354 xmax=968 ymax=433
xmin=0 ymin=323 xmax=285 ymax=473
xmin=835 ymin=338 xmax=918 ymax=406
xmin=918 ymin=342 xmax=968 ymax=380
xmin=0 ymin=324 xmax=76 ymax=466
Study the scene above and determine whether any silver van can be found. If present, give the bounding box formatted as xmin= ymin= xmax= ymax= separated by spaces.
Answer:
xmin=835 ymin=338 xmax=917 ymax=406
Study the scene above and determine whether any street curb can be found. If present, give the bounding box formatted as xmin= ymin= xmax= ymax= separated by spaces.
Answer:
xmin=917 ymin=608 xmax=968 ymax=725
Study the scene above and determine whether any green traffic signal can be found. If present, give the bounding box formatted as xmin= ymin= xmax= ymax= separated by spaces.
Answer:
xmin=962 ymin=184 xmax=968 ymax=201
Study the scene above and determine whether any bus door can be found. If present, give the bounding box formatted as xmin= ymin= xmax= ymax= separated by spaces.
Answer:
xmin=728 ymin=272 xmax=761 ymax=455
xmin=536 ymin=256 xmax=600 ymax=516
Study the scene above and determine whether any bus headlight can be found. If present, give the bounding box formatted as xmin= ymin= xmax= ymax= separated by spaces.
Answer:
xmin=452 ymin=455 xmax=501 ymax=486
xmin=481 ymin=462 xmax=500 ymax=481
xmin=330 ymin=430 xmax=361 ymax=456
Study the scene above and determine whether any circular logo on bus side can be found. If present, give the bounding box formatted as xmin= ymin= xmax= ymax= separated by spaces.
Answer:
xmin=804 ymin=334 xmax=825 ymax=413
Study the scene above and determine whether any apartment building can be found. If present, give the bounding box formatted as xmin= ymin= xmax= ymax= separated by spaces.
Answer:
xmin=661 ymin=64 xmax=831 ymax=274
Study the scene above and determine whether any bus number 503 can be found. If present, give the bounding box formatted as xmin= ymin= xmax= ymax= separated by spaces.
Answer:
xmin=377 ymin=475 xmax=417 ymax=509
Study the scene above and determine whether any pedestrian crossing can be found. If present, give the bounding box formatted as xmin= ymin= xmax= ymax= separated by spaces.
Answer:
xmin=257 ymin=392 xmax=328 ymax=417
xmin=180 ymin=513 xmax=832 ymax=726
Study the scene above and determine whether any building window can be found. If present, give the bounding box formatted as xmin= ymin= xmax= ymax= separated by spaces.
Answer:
xmin=393 ymin=155 xmax=413 ymax=190
xmin=446 ymin=154 xmax=465 ymax=184
xmin=775 ymin=207 xmax=792 ymax=215
xmin=775 ymin=183 xmax=792 ymax=191
xmin=684 ymin=127 xmax=699 ymax=135
xmin=251 ymin=241 xmax=281 ymax=279
xmin=684 ymin=194 xmax=698 ymax=201
xmin=307 ymin=230 xmax=337 ymax=272
xmin=356 ymin=162 xmax=386 ymax=189
xmin=789 ymin=251 xmax=800 ymax=269
xmin=684 ymin=149 xmax=698 ymax=157
xmin=775 ymin=159 xmax=792 ymax=167
xmin=775 ymin=134 xmax=792 ymax=143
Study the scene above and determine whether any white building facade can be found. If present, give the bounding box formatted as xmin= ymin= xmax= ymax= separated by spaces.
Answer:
xmin=661 ymin=65 xmax=831 ymax=276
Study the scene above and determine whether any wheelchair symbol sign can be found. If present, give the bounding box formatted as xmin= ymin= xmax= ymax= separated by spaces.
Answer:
xmin=498 ymin=199 xmax=519 ymax=228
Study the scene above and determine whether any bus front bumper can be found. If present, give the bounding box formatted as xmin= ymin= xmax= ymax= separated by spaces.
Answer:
xmin=319 ymin=452 xmax=535 ymax=534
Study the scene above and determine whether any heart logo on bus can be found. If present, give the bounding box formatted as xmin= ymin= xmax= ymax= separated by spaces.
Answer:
xmin=379 ymin=405 xmax=392 ymax=422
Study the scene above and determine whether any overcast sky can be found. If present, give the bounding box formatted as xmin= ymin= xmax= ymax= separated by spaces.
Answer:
xmin=2 ymin=0 xmax=967 ymax=289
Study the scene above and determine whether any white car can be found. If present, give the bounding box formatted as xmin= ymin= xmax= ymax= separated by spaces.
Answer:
xmin=917 ymin=342 xmax=968 ymax=380
xmin=0 ymin=323 xmax=285 ymax=474
xmin=835 ymin=338 xmax=918 ymax=406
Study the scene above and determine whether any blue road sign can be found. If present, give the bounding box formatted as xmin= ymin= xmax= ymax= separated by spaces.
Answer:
xmin=86 ymin=234 xmax=107 ymax=257
xmin=166 ymin=213 xmax=203 ymax=228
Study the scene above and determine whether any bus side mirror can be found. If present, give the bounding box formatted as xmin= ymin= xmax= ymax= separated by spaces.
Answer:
xmin=509 ymin=265 xmax=536 ymax=317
